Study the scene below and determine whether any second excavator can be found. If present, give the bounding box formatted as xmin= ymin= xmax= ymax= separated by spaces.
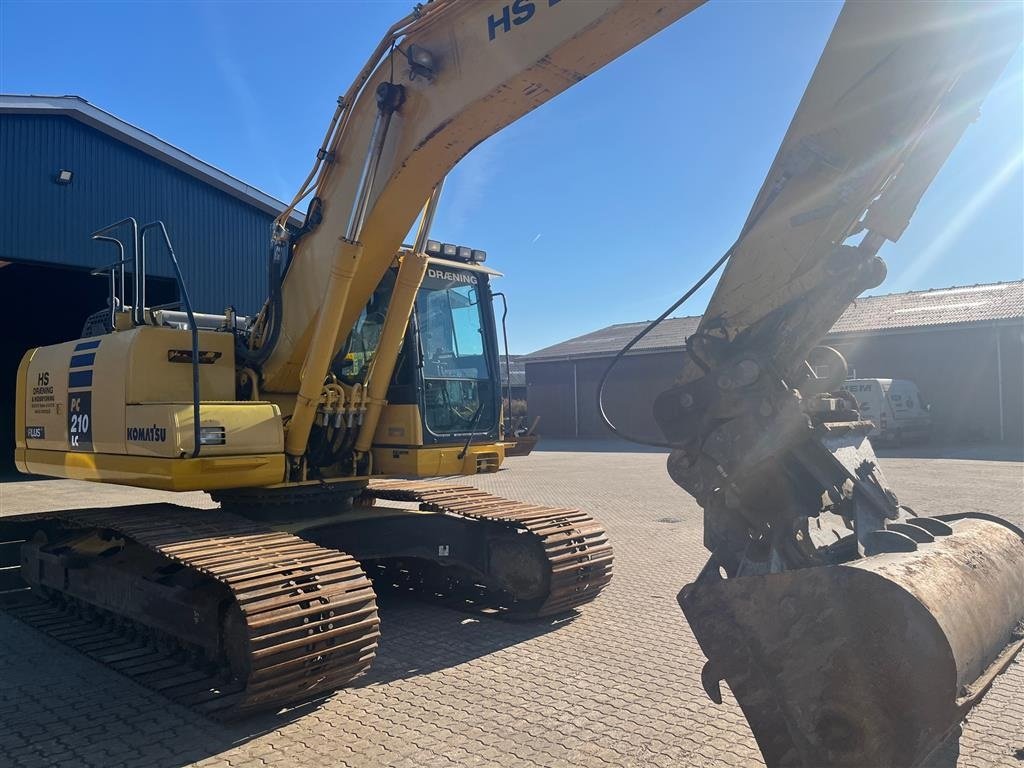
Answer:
xmin=2 ymin=1 xmax=1022 ymax=766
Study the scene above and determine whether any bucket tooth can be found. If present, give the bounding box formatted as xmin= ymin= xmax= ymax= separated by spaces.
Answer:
xmin=679 ymin=515 xmax=1024 ymax=768
xmin=885 ymin=522 xmax=934 ymax=544
xmin=904 ymin=518 xmax=953 ymax=537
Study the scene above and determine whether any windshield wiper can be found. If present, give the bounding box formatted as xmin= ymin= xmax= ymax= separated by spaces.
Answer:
xmin=457 ymin=397 xmax=487 ymax=460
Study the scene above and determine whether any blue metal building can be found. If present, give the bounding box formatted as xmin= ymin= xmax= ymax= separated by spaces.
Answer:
xmin=0 ymin=94 xmax=298 ymax=473
xmin=0 ymin=94 xmax=298 ymax=314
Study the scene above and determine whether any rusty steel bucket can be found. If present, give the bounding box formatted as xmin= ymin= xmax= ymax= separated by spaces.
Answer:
xmin=679 ymin=514 xmax=1024 ymax=768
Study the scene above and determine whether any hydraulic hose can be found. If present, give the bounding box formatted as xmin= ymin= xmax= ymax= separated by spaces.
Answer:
xmin=597 ymin=176 xmax=789 ymax=447
xmin=235 ymin=234 xmax=285 ymax=367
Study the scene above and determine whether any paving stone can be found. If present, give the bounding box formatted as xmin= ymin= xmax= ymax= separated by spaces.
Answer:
xmin=1 ymin=447 xmax=1022 ymax=766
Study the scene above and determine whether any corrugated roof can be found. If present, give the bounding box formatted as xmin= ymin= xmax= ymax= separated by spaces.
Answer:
xmin=527 ymin=317 xmax=702 ymax=361
xmin=831 ymin=281 xmax=1024 ymax=334
xmin=0 ymin=94 xmax=302 ymax=225
xmin=526 ymin=280 xmax=1024 ymax=361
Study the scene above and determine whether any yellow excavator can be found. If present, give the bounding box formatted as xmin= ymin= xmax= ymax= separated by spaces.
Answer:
xmin=3 ymin=1 xmax=1022 ymax=765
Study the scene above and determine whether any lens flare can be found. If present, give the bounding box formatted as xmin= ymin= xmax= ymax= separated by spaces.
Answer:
xmin=893 ymin=147 xmax=1023 ymax=288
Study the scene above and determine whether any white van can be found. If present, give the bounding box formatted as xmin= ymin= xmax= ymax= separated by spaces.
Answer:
xmin=841 ymin=378 xmax=932 ymax=446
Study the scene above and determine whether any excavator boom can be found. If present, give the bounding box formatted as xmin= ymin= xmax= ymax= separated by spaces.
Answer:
xmin=257 ymin=0 xmax=704 ymax=399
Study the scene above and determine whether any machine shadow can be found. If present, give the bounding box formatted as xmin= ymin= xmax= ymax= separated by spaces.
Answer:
xmin=875 ymin=442 xmax=1023 ymax=463
xmin=533 ymin=438 xmax=669 ymax=454
xmin=358 ymin=592 xmax=569 ymax=685
xmin=0 ymin=594 xmax=569 ymax=768
xmin=0 ymin=470 xmax=48 ymax=483
xmin=531 ymin=439 xmax=1024 ymax=462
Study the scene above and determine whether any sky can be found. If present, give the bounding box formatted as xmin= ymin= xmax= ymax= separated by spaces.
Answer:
xmin=1 ymin=1 xmax=1021 ymax=354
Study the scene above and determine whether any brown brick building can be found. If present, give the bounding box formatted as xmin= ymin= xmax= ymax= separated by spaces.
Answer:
xmin=524 ymin=281 xmax=1024 ymax=444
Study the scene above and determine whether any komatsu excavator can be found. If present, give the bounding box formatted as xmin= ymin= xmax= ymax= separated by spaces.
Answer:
xmin=2 ymin=1 xmax=1022 ymax=765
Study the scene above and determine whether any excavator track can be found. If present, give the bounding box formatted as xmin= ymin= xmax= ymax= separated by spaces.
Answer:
xmin=0 ymin=505 xmax=379 ymax=718
xmin=363 ymin=480 xmax=613 ymax=617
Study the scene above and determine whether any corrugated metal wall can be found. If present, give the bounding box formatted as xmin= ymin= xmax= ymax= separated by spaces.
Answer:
xmin=526 ymin=352 xmax=685 ymax=441
xmin=830 ymin=324 xmax=1024 ymax=444
xmin=526 ymin=323 xmax=1024 ymax=444
xmin=0 ymin=114 xmax=272 ymax=314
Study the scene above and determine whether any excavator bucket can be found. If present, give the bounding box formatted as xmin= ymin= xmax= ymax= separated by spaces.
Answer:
xmin=679 ymin=515 xmax=1024 ymax=768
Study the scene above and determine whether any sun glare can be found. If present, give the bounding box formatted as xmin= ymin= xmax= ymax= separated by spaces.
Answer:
xmin=893 ymin=146 xmax=1023 ymax=289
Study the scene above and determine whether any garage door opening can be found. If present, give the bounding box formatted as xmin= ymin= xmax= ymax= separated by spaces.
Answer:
xmin=0 ymin=260 xmax=176 ymax=479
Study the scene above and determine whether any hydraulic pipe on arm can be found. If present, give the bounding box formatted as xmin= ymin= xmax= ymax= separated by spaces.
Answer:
xmin=284 ymin=82 xmax=406 ymax=462
xmin=257 ymin=0 xmax=705 ymax=398
xmin=354 ymin=181 xmax=444 ymax=457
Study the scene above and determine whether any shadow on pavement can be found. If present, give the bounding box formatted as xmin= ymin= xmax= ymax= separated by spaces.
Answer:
xmin=359 ymin=593 xmax=567 ymax=685
xmin=0 ymin=594 xmax=567 ymax=768
xmin=875 ymin=442 xmax=1023 ymax=463
xmin=529 ymin=437 xmax=1023 ymax=462
xmin=532 ymin=437 xmax=668 ymax=454
xmin=0 ymin=469 xmax=48 ymax=483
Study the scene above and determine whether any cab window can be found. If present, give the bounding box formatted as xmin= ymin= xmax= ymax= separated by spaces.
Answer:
xmin=415 ymin=275 xmax=494 ymax=435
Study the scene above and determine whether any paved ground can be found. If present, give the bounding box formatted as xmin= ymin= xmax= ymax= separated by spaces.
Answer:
xmin=1 ymin=446 xmax=1022 ymax=768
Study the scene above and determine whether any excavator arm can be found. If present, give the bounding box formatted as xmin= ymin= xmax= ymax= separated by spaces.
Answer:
xmin=657 ymin=0 xmax=1022 ymax=565
xmin=647 ymin=4 xmax=1023 ymax=766
xmin=682 ymin=1 xmax=1021 ymax=383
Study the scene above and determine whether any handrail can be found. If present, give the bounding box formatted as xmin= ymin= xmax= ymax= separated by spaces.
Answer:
xmin=89 ymin=255 xmax=131 ymax=331
xmin=149 ymin=300 xmax=184 ymax=311
xmin=491 ymin=290 xmax=512 ymax=437
xmin=91 ymin=217 xmax=139 ymax=324
xmin=140 ymin=221 xmax=202 ymax=459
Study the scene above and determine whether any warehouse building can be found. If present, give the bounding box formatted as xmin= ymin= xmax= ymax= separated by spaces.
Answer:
xmin=525 ymin=280 xmax=1024 ymax=444
xmin=0 ymin=94 xmax=298 ymax=473
xmin=500 ymin=355 xmax=528 ymax=402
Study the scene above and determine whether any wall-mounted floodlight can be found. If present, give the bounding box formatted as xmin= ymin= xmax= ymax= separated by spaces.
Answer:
xmin=56 ymin=169 xmax=73 ymax=185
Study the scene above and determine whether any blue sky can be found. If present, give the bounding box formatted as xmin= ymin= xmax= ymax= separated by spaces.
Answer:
xmin=2 ymin=1 xmax=1021 ymax=354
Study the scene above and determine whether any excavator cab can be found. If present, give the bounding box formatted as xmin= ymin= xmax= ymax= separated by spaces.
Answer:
xmin=334 ymin=242 xmax=506 ymax=476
